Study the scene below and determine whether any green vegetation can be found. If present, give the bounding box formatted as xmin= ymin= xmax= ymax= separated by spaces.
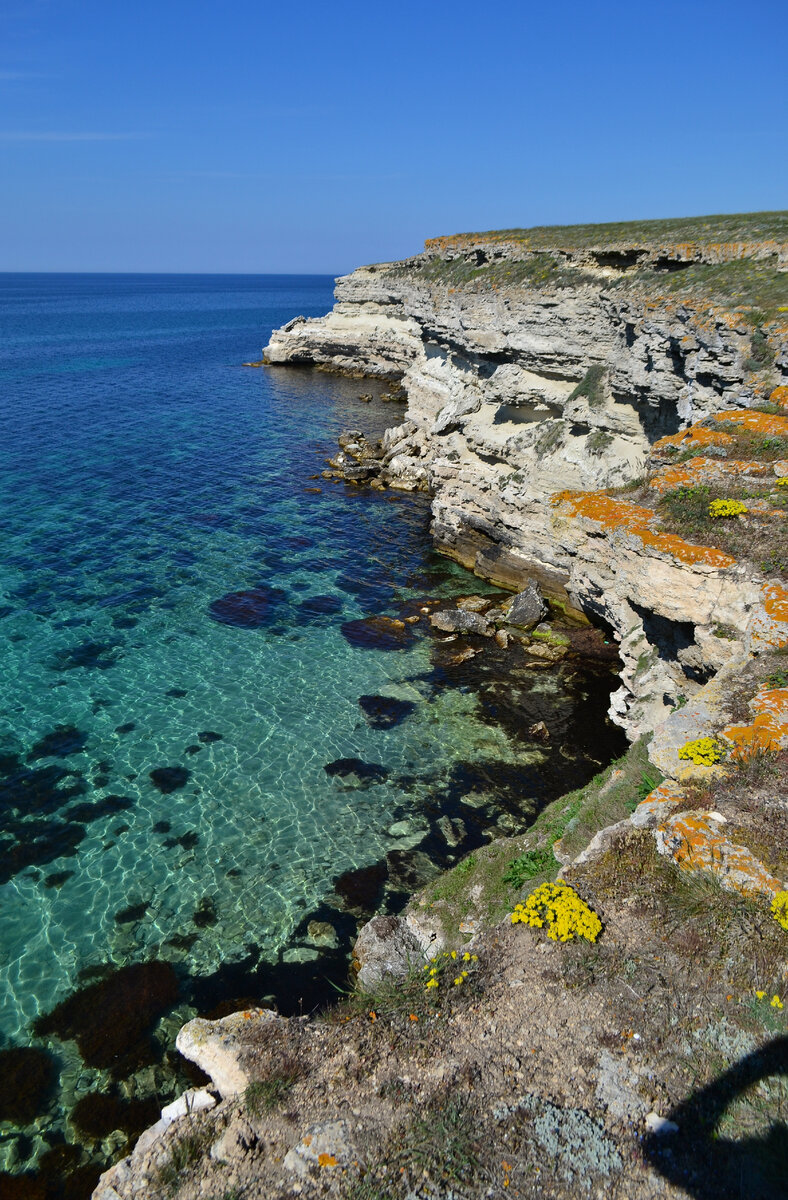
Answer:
xmin=612 ymin=259 xmax=788 ymax=323
xmin=587 ymin=428 xmax=614 ymax=455
xmin=503 ymin=847 xmax=559 ymax=889
xmin=434 ymin=211 xmax=788 ymax=250
xmin=569 ymin=364 xmax=607 ymax=409
xmin=657 ymin=479 xmax=788 ymax=578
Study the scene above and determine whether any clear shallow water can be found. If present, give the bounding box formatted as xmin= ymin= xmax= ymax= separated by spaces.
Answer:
xmin=0 ymin=274 xmax=626 ymax=1188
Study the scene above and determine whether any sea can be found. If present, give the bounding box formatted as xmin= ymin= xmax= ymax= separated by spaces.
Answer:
xmin=0 ymin=273 xmax=626 ymax=1193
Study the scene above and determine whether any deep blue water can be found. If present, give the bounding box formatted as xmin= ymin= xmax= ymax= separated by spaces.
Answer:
xmin=0 ymin=274 xmax=625 ymax=1189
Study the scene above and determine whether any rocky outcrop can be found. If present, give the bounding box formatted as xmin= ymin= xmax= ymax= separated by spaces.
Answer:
xmin=265 ymin=233 xmax=787 ymax=738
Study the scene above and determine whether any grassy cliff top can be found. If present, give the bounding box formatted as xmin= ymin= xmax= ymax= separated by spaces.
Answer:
xmin=425 ymin=211 xmax=788 ymax=250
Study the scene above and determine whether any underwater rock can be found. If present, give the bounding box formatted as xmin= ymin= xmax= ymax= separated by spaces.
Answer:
xmin=323 ymin=758 xmax=388 ymax=787
xmin=385 ymin=848 xmax=439 ymax=893
xmin=149 ymin=766 xmax=190 ymax=794
xmin=208 ymin=586 xmax=287 ymax=629
xmin=53 ymin=639 xmax=120 ymax=671
xmin=340 ymin=615 xmax=415 ymax=651
xmin=358 ymin=694 xmax=416 ymax=729
xmin=66 ymin=795 xmax=133 ymax=824
xmin=33 ymin=961 xmax=178 ymax=1071
xmin=334 ymin=860 xmax=388 ymax=912
xmin=197 ymin=731 xmax=223 ymax=744
xmin=114 ymin=722 xmax=136 ymax=735
xmin=26 ymin=725 xmax=88 ymax=762
xmin=114 ymin=901 xmax=150 ymax=925
xmin=0 ymin=1046 xmax=56 ymax=1123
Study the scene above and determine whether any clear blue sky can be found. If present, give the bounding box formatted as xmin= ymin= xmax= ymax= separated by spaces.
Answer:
xmin=1 ymin=0 xmax=786 ymax=273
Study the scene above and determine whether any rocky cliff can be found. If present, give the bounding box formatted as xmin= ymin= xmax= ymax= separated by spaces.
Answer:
xmin=265 ymin=215 xmax=788 ymax=739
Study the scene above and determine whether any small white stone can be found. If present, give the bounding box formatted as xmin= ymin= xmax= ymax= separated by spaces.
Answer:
xmin=645 ymin=1112 xmax=679 ymax=1136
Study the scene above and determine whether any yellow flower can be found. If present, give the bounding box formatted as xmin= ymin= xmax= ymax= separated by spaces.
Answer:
xmin=426 ymin=978 xmax=439 ymax=989
xmin=776 ymin=477 xmax=788 ymax=487
xmin=511 ymin=881 xmax=602 ymax=943
xmin=462 ymin=952 xmax=471 ymax=961
xmin=771 ymin=891 xmax=788 ymax=932
xmin=755 ymin=990 xmax=766 ymax=999
xmin=453 ymin=976 xmax=462 ymax=986
xmin=708 ymin=499 xmax=747 ymax=518
xmin=677 ymin=736 xmax=725 ymax=767
xmin=771 ymin=995 xmax=784 ymax=1010
xmin=450 ymin=950 xmax=457 ymax=960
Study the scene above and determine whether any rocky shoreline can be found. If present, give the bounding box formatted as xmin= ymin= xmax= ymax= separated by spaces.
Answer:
xmin=94 ymin=218 xmax=788 ymax=1199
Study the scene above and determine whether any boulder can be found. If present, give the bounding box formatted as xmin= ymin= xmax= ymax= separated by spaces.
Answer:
xmin=429 ymin=609 xmax=491 ymax=636
xmin=505 ymin=585 xmax=548 ymax=631
xmin=176 ymin=1009 xmax=279 ymax=1097
xmin=353 ymin=915 xmax=424 ymax=991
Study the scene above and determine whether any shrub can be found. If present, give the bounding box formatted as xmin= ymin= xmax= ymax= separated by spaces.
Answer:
xmin=511 ymin=881 xmax=602 ymax=943
xmin=568 ymin=364 xmax=606 ymax=408
xmin=503 ymin=848 xmax=558 ymax=889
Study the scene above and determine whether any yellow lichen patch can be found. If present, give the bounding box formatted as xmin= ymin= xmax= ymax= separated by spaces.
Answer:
xmin=720 ymin=686 xmax=788 ymax=759
xmin=712 ymin=410 xmax=788 ymax=437
xmin=653 ymin=424 xmax=735 ymax=454
xmin=553 ymin=490 xmax=737 ymax=569
xmin=648 ymin=457 xmax=772 ymax=495
xmin=655 ymin=811 xmax=784 ymax=899
xmin=771 ymin=386 xmax=788 ymax=410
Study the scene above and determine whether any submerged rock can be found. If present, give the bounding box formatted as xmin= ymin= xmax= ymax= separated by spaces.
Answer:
xmin=0 ymin=1046 xmax=56 ymax=1123
xmin=334 ymin=860 xmax=388 ymax=912
xmin=340 ymin=615 xmax=415 ymax=651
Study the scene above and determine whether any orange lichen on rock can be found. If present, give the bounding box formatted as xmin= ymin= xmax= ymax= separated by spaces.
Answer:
xmin=655 ymin=812 xmax=784 ymax=899
xmin=770 ymin=386 xmax=788 ymax=410
xmin=751 ymin=582 xmax=788 ymax=651
xmin=648 ymin=456 xmax=772 ymax=495
xmin=712 ymin=410 xmax=788 ymax=437
xmin=553 ymin=490 xmax=736 ymax=569
xmin=630 ymin=780 xmax=685 ymax=827
xmin=720 ymin=686 xmax=788 ymax=759
xmin=653 ymin=425 xmax=734 ymax=454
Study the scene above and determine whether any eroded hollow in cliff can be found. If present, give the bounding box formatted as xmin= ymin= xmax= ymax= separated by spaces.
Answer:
xmin=631 ymin=602 xmax=715 ymax=686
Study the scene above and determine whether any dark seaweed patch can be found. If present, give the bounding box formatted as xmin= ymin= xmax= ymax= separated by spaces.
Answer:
xmin=165 ymin=688 xmax=188 ymax=698
xmin=163 ymin=830 xmax=199 ymax=851
xmin=193 ymin=897 xmax=217 ymax=927
xmin=32 ymin=961 xmax=179 ymax=1072
xmin=70 ymin=1090 xmax=159 ymax=1140
xmin=149 ymin=766 xmax=190 ymax=794
xmin=208 ymin=585 xmax=287 ymax=629
xmin=27 ymin=726 xmax=88 ymax=762
xmin=114 ymin=722 xmax=136 ymax=735
xmin=197 ymin=731 xmax=223 ymax=744
xmin=324 ymin=758 xmax=388 ymax=787
xmin=297 ymin=594 xmax=344 ymax=620
xmin=0 ymin=821 xmax=86 ymax=886
xmin=358 ymin=694 xmax=416 ymax=729
xmin=0 ymin=1047 xmax=57 ymax=1123
xmin=184 ymin=744 xmax=202 ymax=755
xmin=43 ymin=870 xmax=74 ymax=890
xmin=152 ymin=820 xmax=171 ymax=834
xmin=66 ymin=795 xmax=133 ymax=824
xmin=166 ymin=932 xmax=198 ymax=952
xmin=53 ymin=640 xmax=120 ymax=671
xmin=333 ymin=860 xmax=388 ymax=913
xmin=114 ymin=901 xmax=149 ymax=925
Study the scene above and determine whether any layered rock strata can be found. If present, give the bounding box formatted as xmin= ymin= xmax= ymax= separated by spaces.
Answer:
xmin=265 ymin=235 xmax=787 ymax=737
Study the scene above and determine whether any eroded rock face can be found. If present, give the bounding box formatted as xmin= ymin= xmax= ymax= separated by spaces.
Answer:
xmin=176 ymin=1009 xmax=280 ymax=1097
xmin=265 ymin=245 xmax=785 ymax=736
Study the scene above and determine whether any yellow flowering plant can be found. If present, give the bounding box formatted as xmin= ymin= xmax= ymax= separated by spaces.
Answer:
xmin=771 ymin=890 xmax=788 ymax=932
xmin=776 ymin=477 xmax=788 ymax=488
xmin=708 ymin=499 xmax=747 ymax=518
xmin=511 ymin=881 xmax=602 ymax=944
xmin=422 ymin=949 xmax=478 ymax=993
xmin=677 ymin=736 xmax=726 ymax=767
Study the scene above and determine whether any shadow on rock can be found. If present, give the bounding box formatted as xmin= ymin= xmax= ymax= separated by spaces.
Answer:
xmin=645 ymin=1036 xmax=788 ymax=1199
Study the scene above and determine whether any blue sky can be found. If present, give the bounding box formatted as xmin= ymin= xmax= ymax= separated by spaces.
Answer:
xmin=1 ymin=0 xmax=786 ymax=272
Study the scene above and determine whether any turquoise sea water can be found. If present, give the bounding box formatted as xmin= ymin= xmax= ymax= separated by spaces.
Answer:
xmin=0 ymin=274 xmax=626 ymax=1191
